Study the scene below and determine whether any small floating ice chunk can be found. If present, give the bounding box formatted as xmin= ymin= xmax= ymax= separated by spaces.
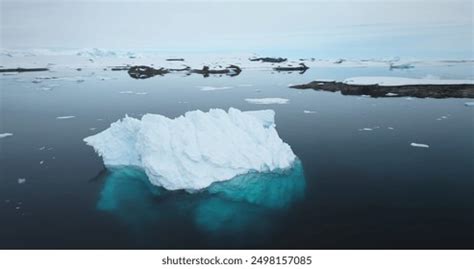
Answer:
xmin=303 ymin=110 xmax=316 ymax=114
xmin=245 ymin=98 xmax=289 ymax=105
xmin=38 ymin=146 xmax=46 ymax=150
xmin=56 ymin=116 xmax=75 ymax=120
xmin=89 ymin=127 xmax=97 ymax=131
xmin=120 ymin=91 xmax=148 ymax=95
xmin=17 ymin=178 xmax=26 ymax=184
xmin=39 ymin=160 xmax=44 ymax=165
xmin=465 ymin=102 xmax=474 ymax=107
xmin=359 ymin=128 xmax=373 ymax=131
xmin=388 ymin=127 xmax=395 ymax=130
xmin=410 ymin=143 xmax=430 ymax=148
xmin=199 ymin=86 xmax=233 ymax=91
xmin=436 ymin=116 xmax=449 ymax=121
xmin=0 ymin=133 xmax=13 ymax=139
xmin=386 ymin=93 xmax=398 ymax=96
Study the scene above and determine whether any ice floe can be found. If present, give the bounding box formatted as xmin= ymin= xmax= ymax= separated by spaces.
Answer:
xmin=84 ymin=108 xmax=297 ymax=191
xmin=17 ymin=178 xmax=26 ymax=184
xmin=56 ymin=116 xmax=75 ymax=120
xmin=465 ymin=102 xmax=474 ymax=107
xmin=303 ymin=110 xmax=316 ymax=114
xmin=410 ymin=143 xmax=430 ymax=148
xmin=119 ymin=91 xmax=148 ymax=95
xmin=198 ymin=86 xmax=233 ymax=91
xmin=343 ymin=76 xmax=474 ymax=86
xmin=0 ymin=133 xmax=13 ymax=139
xmin=436 ymin=116 xmax=449 ymax=121
xmin=245 ymin=98 xmax=289 ymax=105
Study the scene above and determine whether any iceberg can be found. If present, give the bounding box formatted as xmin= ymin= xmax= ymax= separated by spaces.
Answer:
xmin=84 ymin=108 xmax=297 ymax=191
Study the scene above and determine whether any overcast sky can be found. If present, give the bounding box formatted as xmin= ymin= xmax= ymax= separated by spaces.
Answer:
xmin=1 ymin=0 xmax=472 ymax=58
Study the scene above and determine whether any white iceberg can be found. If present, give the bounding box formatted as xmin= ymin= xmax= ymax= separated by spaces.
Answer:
xmin=343 ymin=76 xmax=474 ymax=86
xmin=245 ymin=98 xmax=289 ymax=105
xmin=84 ymin=108 xmax=297 ymax=191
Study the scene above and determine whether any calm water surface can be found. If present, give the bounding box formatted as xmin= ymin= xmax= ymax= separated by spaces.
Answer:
xmin=1 ymin=65 xmax=473 ymax=248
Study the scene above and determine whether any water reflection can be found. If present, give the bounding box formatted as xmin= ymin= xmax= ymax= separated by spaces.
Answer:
xmin=96 ymin=161 xmax=305 ymax=241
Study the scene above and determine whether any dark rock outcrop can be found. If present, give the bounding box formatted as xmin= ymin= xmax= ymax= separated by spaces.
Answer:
xmin=0 ymin=68 xmax=49 ymax=73
xmin=166 ymin=58 xmax=185 ymax=61
xmin=290 ymin=80 xmax=474 ymax=98
xmin=249 ymin=57 xmax=287 ymax=63
xmin=128 ymin=66 xmax=169 ymax=79
xmin=110 ymin=65 xmax=131 ymax=71
xmin=273 ymin=63 xmax=309 ymax=73
xmin=389 ymin=63 xmax=414 ymax=70
xmin=190 ymin=65 xmax=242 ymax=77
xmin=126 ymin=64 xmax=241 ymax=79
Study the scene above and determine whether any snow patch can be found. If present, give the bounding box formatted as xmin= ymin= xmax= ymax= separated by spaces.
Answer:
xmin=84 ymin=108 xmax=297 ymax=191
xmin=343 ymin=76 xmax=474 ymax=86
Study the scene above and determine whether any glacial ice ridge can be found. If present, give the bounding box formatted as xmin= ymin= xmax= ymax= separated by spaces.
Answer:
xmin=84 ymin=108 xmax=297 ymax=190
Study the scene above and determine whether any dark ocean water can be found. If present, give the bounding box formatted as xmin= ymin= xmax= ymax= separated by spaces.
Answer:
xmin=1 ymin=65 xmax=473 ymax=248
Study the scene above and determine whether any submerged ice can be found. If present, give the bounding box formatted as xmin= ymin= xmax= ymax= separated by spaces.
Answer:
xmin=84 ymin=108 xmax=297 ymax=190
xmin=96 ymin=161 xmax=305 ymax=237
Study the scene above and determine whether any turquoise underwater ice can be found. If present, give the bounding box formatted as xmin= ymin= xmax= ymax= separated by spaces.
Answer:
xmin=96 ymin=160 xmax=306 ymax=239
